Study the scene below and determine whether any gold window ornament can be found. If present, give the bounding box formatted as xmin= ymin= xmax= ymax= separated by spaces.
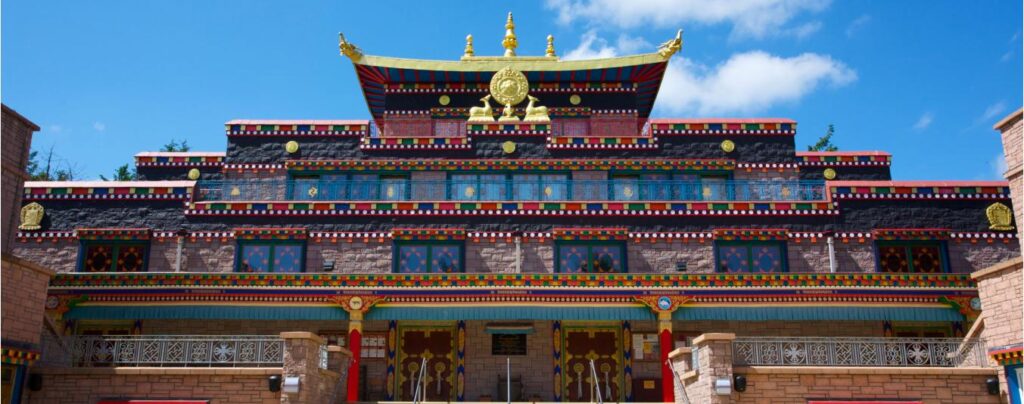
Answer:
xmin=720 ymin=139 xmax=735 ymax=153
xmin=187 ymin=168 xmax=201 ymax=180
xmin=464 ymin=186 xmax=475 ymax=197
xmin=823 ymin=168 xmax=837 ymax=180
xmin=569 ymin=94 xmax=581 ymax=105
xmin=438 ymin=94 xmax=451 ymax=106
xmin=285 ymin=141 xmax=300 ymax=154
xmin=502 ymin=141 xmax=516 ymax=154
xmin=18 ymin=202 xmax=44 ymax=230
xmin=308 ymin=186 xmax=318 ymax=199
xmin=986 ymin=202 xmax=1014 ymax=230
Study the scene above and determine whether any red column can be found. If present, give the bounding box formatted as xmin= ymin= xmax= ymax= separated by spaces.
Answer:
xmin=346 ymin=325 xmax=362 ymax=402
xmin=659 ymin=317 xmax=674 ymax=402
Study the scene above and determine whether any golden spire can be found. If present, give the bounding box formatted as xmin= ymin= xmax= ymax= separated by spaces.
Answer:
xmin=464 ymin=34 xmax=475 ymax=58
xmin=545 ymin=34 xmax=556 ymax=57
xmin=502 ymin=12 xmax=518 ymax=57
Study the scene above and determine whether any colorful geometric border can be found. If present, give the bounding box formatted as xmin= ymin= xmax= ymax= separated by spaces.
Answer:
xmin=829 ymin=184 xmax=1010 ymax=200
xmin=77 ymin=228 xmax=152 ymax=241
xmin=713 ymin=228 xmax=789 ymax=241
xmin=225 ymin=122 xmax=368 ymax=136
xmin=234 ymin=228 xmax=308 ymax=241
xmin=649 ymin=120 xmax=795 ymax=135
xmin=48 ymin=272 xmax=976 ymax=290
xmin=135 ymin=154 xmax=225 ymax=168
xmin=552 ymin=227 xmax=629 ymax=241
xmin=989 ymin=344 xmax=1022 ymax=366
xmin=360 ymin=136 xmax=471 ymax=150
xmin=872 ymin=229 xmax=951 ymax=241
xmin=392 ymin=228 xmax=466 ymax=241
xmin=546 ymin=136 xmax=658 ymax=150
xmin=24 ymin=185 xmax=192 ymax=201
xmin=384 ymin=82 xmax=634 ymax=94
xmin=1 ymin=347 xmax=41 ymax=365
xmin=796 ymin=152 xmax=892 ymax=167
xmin=185 ymin=201 xmax=837 ymax=217
xmin=286 ymin=159 xmax=735 ymax=173
xmin=466 ymin=122 xmax=550 ymax=136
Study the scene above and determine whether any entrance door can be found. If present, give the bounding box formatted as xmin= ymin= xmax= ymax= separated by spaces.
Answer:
xmin=395 ymin=324 xmax=457 ymax=401
xmin=562 ymin=324 xmax=623 ymax=402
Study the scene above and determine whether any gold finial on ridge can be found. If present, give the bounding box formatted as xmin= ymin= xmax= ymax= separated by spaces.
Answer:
xmin=502 ymin=12 xmax=518 ymax=57
xmin=464 ymin=34 xmax=475 ymax=58
xmin=657 ymin=29 xmax=683 ymax=59
xmin=545 ymin=35 xmax=556 ymax=57
xmin=338 ymin=32 xmax=363 ymax=60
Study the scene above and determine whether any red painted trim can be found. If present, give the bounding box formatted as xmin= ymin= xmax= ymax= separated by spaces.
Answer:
xmin=660 ymin=329 xmax=674 ymax=403
xmin=796 ymin=151 xmax=891 ymax=157
xmin=649 ymin=118 xmax=796 ymax=124
xmin=346 ymin=328 xmax=362 ymax=402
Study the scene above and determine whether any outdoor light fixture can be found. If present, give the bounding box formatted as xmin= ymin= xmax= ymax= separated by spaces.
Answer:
xmin=27 ymin=374 xmax=42 ymax=391
xmin=714 ymin=378 xmax=732 ymax=395
xmin=675 ymin=261 xmax=687 ymax=272
xmin=322 ymin=259 xmax=336 ymax=272
xmin=986 ymin=378 xmax=999 ymax=395
xmin=733 ymin=374 xmax=747 ymax=392
xmin=283 ymin=376 xmax=301 ymax=394
xmin=268 ymin=375 xmax=281 ymax=392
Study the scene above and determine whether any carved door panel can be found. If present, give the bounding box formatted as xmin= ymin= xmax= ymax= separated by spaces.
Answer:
xmin=562 ymin=325 xmax=623 ymax=402
xmin=396 ymin=324 xmax=456 ymax=401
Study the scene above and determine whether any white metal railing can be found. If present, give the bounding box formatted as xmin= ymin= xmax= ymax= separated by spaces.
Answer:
xmin=66 ymin=335 xmax=283 ymax=367
xmin=733 ymin=337 xmax=987 ymax=367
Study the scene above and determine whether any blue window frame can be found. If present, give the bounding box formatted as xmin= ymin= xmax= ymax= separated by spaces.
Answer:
xmin=555 ymin=242 xmax=627 ymax=273
xmin=610 ymin=173 xmax=722 ymax=201
xmin=235 ymin=241 xmax=305 ymax=273
xmin=289 ymin=174 xmax=409 ymax=201
xmin=78 ymin=241 xmax=149 ymax=272
xmin=1008 ymin=364 xmax=1022 ymax=404
xmin=715 ymin=241 xmax=788 ymax=273
xmin=512 ymin=174 xmax=569 ymax=200
xmin=394 ymin=242 xmax=464 ymax=273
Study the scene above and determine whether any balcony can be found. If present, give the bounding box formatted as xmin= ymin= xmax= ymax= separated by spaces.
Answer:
xmin=732 ymin=337 xmax=987 ymax=368
xmin=195 ymin=179 xmax=827 ymax=202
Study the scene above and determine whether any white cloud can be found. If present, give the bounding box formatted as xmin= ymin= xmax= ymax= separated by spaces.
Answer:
xmin=546 ymin=0 xmax=830 ymax=39
xmin=991 ymin=153 xmax=1008 ymax=179
xmin=93 ymin=122 xmax=106 ymax=132
xmin=562 ymin=31 xmax=651 ymax=60
xmin=978 ymin=101 xmax=1007 ymax=124
xmin=1001 ymin=50 xmax=1014 ymax=62
xmin=655 ymin=51 xmax=856 ymax=115
xmin=912 ymin=112 xmax=933 ymax=131
xmin=48 ymin=125 xmax=64 ymax=134
xmin=788 ymin=21 xmax=822 ymax=39
xmin=845 ymin=14 xmax=871 ymax=37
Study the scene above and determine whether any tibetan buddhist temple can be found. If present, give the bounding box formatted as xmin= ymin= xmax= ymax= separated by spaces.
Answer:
xmin=8 ymin=12 xmax=1022 ymax=404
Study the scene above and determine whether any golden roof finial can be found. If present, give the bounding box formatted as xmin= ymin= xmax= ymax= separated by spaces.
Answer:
xmin=338 ymin=32 xmax=363 ymax=60
xmin=464 ymin=34 xmax=475 ymax=58
xmin=545 ymin=35 xmax=556 ymax=57
xmin=502 ymin=12 xmax=518 ymax=57
xmin=657 ymin=29 xmax=683 ymax=59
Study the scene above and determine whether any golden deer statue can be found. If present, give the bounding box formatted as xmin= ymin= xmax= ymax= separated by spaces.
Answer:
xmin=523 ymin=95 xmax=550 ymax=122
xmin=468 ymin=94 xmax=495 ymax=122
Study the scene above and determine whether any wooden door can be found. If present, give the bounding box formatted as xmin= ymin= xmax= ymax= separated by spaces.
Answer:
xmin=395 ymin=324 xmax=456 ymax=401
xmin=562 ymin=325 xmax=623 ymax=402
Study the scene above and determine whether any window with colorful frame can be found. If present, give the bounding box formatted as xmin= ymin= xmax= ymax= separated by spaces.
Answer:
xmin=555 ymin=242 xmax=627 ymax=273
xmin=78 ymin=241 xmax=149 ymax=272
xmin=393 ymin=241 xmax=464 ymax=273
xmin=875 ymin=241 xmax=948 ymax=273
xmin=288 ymin=174 xmax=409 ymax=201
xmin=714 ymin=241 xmax=788 ymax=273
xmin=235 ymin=241 xmax=305 ymax=273
xmin=609 ymin=173 xmax=722 ymax=201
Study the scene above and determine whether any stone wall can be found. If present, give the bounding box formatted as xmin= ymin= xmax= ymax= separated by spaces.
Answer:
xmin=973 ymin=257 xmax=1023 ymax=401
xmin=0 ymin=256 xmax=53 ymax=346
xmin=732 ymin=367 xmax=999 ymax=404
xmin=2 ymin=104 xmax=38 ymax=254
xmin=25 ymin=367 xmax=281 ymax=404
xmin=994 ymin=108 xmax=1022 ymax=243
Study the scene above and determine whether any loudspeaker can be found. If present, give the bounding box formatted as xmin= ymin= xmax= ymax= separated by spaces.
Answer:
xmin=268 ymin=375 xmax=282 ymax=392
xmin=986 ymin=377 xmax=999 ymax=395
xmin=733 ymin=374 xmax=747 ymax=392
xmin=27 ymin=374 xmax=42 ymax=391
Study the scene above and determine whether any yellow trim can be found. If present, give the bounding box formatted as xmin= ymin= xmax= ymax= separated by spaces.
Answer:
xmin=351 ymin=52 xmax=668 ymax=72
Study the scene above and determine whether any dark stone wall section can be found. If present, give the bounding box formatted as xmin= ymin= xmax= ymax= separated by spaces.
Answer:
xmin=136 ymin=166 xmax=223 ymax=181
xmin=799 ymin=166 xmax=891 ymax=181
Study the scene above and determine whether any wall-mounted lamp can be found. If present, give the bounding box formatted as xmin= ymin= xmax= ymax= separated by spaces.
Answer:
xmin=714 ymin=378 xmax=732 ymax=395
xmin=268 ymin=375 xmax=281 ymax=392
xmin=733 ymin=374 xmax=747 ymax=392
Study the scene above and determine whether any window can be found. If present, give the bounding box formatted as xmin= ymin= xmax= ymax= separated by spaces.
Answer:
xmin=512 ymin=174 xmax=568 ymax=200
xmin=79 ymin=241 xmax=149 ymax=272
xmin=289 ymin=174 xmax=409 ymax=201
xmin=450 ymin=174 xmax=506 ymax=201
xmin=876 ymin=242 xmax=947 ymax=273
xmin=236 ymin=242 xmax=305 ymax=273
xmin=610 ymin=173 xmax=716 ymax=201
xmin=715 ymin=241 xmax=787 ymax=273
xmin=556 ymin=243 xmax=626 ymax=273
xmin=394 ymin=242 xmax=464 ymax=273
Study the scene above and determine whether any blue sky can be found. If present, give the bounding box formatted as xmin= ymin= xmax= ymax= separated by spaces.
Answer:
xmin=3 ymin=1 xmax=1021 ymax=180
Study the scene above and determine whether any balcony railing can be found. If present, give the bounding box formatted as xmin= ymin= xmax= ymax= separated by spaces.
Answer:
xmin=195 ymin=179 xmax=827 ymax=202
xmin=64 ymin=335 xmax=284 ymax=367
xmin=733 ymin=337 xmax=987 ymax=368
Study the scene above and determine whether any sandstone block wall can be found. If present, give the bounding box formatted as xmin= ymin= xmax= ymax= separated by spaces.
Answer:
xmin=2 ymin=105 xmax=38 ymax=254
xmin=0 ymin=257 xmax=52 ymax=345
xmin=25 ymin=368 xmax=281 ymax=404
xmin=995 ymin=109 xmax=1022 ymax=243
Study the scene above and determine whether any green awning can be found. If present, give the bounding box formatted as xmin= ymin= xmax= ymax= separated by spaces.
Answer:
xmin=365 ymin=306 xmax=656 ymax=321
xmin=65 ymin=305 xmax=348 ymax=321
xmin=672 ymin=306 xmax=964 ymax=322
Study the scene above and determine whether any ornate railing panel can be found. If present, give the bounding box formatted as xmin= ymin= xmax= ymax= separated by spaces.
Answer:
xmin=67 ymin=335 xmax=283 ymax=367
xmin=319 ymin=344 xmax=329 ymax=370
xmin=733 ymin=337 xmax=987 ymax=368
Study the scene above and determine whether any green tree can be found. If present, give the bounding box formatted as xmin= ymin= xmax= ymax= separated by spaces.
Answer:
xmin=807 ymin=124 xmax=839 ymax=152
xmin=161 ymin=139 xmax=190 ymax=152
xmin=99 ymin=163 xmax=137 ymax=181
xmin=27 ymin=146 xmax=79 ymax=181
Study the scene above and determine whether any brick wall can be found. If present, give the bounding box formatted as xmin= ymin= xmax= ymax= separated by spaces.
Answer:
xmin=0 ymin=257 xmax=52 ymax=345
xmin=973 ymin=258 xmax=1023 ymax=400
xmin=732 ymin=367 xmax=999 ymax=404
xmin=995 ymin=109 xmax=1022 ymax=243
xmin=462 ymin=320 xmax=554 ymax=401
xmin=2 ymin=105 xmax=38 ymax=254
xmin=24 ymin=368 xmax=281 ymax=404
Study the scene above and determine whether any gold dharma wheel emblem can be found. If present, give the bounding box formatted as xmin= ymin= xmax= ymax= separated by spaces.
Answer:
xmin=490 ymin=66 xmax=529 ymax=122
xmin=720 ymin=139 xmax=735 ymax=153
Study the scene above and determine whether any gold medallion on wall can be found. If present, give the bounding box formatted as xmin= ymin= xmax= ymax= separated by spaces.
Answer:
xmin=986 ymin=202 xmax=1014 ymax=230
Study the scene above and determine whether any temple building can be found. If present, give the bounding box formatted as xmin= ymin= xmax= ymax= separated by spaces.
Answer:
xmin=10 ymin=13 xmax=1022 ymax=404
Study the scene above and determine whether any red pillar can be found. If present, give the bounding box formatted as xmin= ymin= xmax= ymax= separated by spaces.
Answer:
xmin=659 ymin=316 xmax=674 ymax=402
xmin=346 ymin=324 xmax=362 ymax=402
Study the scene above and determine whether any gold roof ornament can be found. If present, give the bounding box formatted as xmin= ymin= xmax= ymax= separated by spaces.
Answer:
xmin=464 ymin=34 xmax=475 ymax=58
xmin=986 ymin=202 xmax=1015 ymax=231
xmin=657 ymin=29 xmax=683 ymax=59
xmin=502 ymin=12 xmax=518 ymax=57
xmin=338 ymin=33 xmax=363 ymax=61
xmin=19 ymin=202 xmax=44 ymax=230
xmin=490 ymin=66 xmax=529 ymax=122
xmin=545 ymin=35 xmax=556 ymax=58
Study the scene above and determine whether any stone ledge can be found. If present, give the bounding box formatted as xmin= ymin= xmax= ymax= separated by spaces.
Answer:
xmin=972 ymin=257 xmax=1023 ymax=280
xmin=692 ymin=333 xmax=736 ymax=345
xmin=681 ymin=369 xmax=698 ymax=382
xmin=327 ymin=345 xmax=353 ymax=357
xmin=733 ymin=366 xmax=997 ymax=376
xmin=318 ymin=368 xmax=342 ymax=378
xmin=280 ymin=331 xmax=325 ymax=345
xmin=31 ymin=367 xmax=282 ymax=376
xmin=668 ymin=347 xmax=691 ymax=359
